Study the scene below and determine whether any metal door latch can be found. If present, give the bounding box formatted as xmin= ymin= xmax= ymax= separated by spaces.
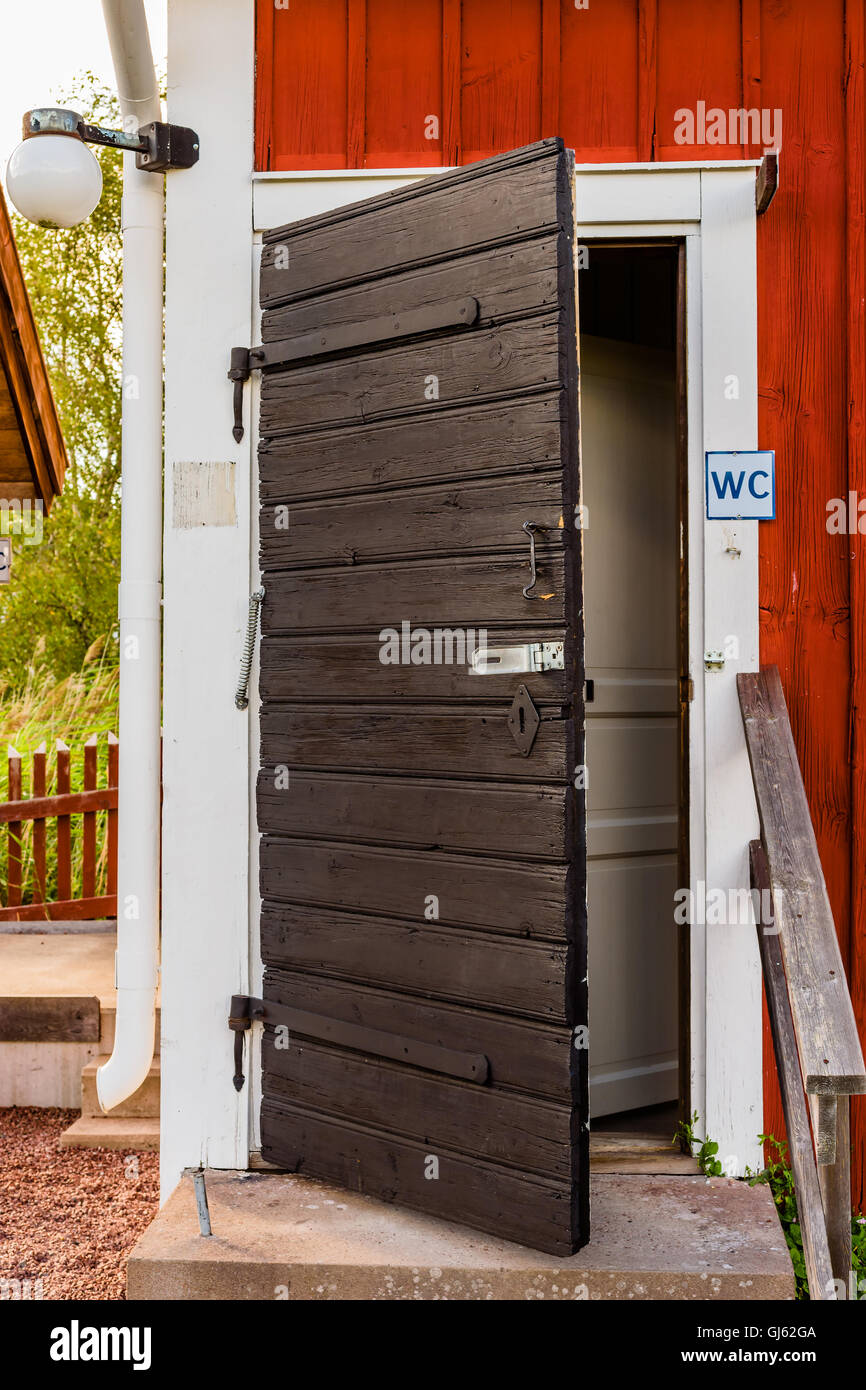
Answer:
xmin=470 ymin=641 xmax=564 ymax=675
xmin=704 ymin=650 xmax=725 ymax=671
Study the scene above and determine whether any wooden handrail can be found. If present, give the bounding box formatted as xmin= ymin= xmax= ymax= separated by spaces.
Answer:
xmin=749 ymin=840 xmax=834 ymax=1299
xmin=738 ymin=665 xmax=866 ymax=1299
xmin=738 ymin=667 xmax=866 ymax=1095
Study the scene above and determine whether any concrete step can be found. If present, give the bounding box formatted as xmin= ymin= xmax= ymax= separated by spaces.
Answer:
xmin=127 ymin=1169 xmax=794 ymax=1301
xmin=59 ymin=1116 xmax=160 ymax=1151
xmin=98 ymin=1005 xmax=160 ymax=1058
xmin=81 ymin=1058 xmax=160 ymax=1119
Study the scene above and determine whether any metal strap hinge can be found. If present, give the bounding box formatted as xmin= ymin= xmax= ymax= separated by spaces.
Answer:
xmin=228 ymin=994 xmax=489 ymax=1088
xmin=227 ymin=295 xmax=479 ymax=442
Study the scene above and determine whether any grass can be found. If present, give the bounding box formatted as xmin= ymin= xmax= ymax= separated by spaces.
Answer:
xmin=0 ymin=637 xmax=119 ymax=908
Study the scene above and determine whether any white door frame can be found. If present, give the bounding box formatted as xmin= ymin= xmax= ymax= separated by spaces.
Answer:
xmin=250 ymin=161 xmax=765 ymax=1175
xmin=163 ymin=12 xmax=765 ymax=1203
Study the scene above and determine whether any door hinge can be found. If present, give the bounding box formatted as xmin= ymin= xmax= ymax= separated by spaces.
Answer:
xmin=679 ymin=675 xmax=695 ymax=702
xmin=228 ymin=296 xmax=479 ymax=443
xmin=228 ymin=994 xmax=489 ymax=1085
xmin=228 ymin=994 xmax=264 ymax=1092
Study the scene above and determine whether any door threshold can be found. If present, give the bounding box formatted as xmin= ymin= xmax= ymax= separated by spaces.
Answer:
xmin=589 ymin=1131 xmax=698 ymax=1175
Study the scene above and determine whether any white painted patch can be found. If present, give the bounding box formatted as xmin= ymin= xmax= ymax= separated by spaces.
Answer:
xmin=172 ymin=461 xmax=237 ymax=529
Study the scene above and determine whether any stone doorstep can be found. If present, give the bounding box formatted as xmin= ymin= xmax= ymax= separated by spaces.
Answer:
xmin=59 ymin=1116 xmax=160 ymax=1151
xmin=80 ymin=1058 xmax=160 ymax=1119
xmin=127 ymin=1170 xmax=795 ymax=1301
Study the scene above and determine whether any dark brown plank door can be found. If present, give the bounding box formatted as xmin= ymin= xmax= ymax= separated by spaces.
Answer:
xmin=257 ymin=138 xmax=587 ymax=1256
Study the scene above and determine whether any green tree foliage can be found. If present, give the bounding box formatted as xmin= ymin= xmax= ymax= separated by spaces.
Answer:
xmin=0 ymin=74 xmax=123 ymax=686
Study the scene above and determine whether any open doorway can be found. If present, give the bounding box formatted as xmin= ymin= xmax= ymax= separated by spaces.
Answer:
xmin=578 ymin=243 xmax=686 ymax=1145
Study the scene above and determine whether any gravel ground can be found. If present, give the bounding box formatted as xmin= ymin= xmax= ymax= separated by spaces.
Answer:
xmin=0 ymin=1107 xmax=159 ymax=1300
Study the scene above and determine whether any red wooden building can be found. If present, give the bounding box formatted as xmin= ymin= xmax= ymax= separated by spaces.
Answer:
xmin=250 ymin=0 xmax=866 ymax=1207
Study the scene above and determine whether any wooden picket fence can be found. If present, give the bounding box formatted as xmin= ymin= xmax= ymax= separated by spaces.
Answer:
xmin=0 ymin=735 xmax=118 ymax=921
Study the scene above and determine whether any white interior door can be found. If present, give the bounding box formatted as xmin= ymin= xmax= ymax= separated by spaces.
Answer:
xmin=581 ymin=333 xmax=680 ymax=1118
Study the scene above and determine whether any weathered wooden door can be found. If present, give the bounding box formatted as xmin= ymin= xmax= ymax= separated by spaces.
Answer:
xmin=256 ymin=139 xmax=587 ymax=1255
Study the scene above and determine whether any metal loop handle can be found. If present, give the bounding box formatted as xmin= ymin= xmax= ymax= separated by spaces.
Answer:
xmin=522 ymin=521 xmax=550 ymax=600
xmin=235 ymin=588 xmax=264 ymax=710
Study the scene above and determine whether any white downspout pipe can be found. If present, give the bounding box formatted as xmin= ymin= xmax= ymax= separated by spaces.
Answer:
xmin=96 ymin=0 xmax=163 ymax=1112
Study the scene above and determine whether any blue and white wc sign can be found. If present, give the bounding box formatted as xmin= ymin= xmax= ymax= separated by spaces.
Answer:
xmin=705 ymin=450 xmax=775 ymax=520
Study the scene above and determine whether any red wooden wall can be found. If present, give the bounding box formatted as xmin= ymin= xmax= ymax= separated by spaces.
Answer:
xmin=256 ymin=0 xmax=866 ymax=1207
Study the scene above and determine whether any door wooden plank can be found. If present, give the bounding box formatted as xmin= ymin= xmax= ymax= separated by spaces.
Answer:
xmin=259 ymin=1100 xmax=576 ymax=1255
xmin=259 ymin=640 xmax=570 ymax=703
xmin=256 ymin=771 xmax=568 ymax=859
xmin=259 ymin=317 xmax=562 ymax=436
xmin=259 ymin=396 xmax=562 ymax=503
xmin=262 ymin=235 xmax=559 ymax=339
xmin=264 ymin=968 xmax=572 ymax=1099
xmin=261 ymin=554 xmax=567 ymax=633
xmin=260 ymin=836 xmax=571 ymax=941
xmin=260 ymin=905 xmax=569 ymax=1021
xmin=264 ymin=1048 xmax=572 ymax=1177
xmin=261 ymin=474 xmax=566 ymax=568
xmin=260 ymin=705 xmax=569 ymax=777
xmin=259 ymin=141 xmax=564 ymax=304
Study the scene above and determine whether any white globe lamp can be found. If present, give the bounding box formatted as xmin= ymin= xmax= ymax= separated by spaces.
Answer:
xmin=5 ymin=109 xmax=103 ymax=229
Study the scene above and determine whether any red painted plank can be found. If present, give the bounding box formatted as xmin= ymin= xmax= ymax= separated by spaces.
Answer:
xmin=460 ymin=0 xmax=543 ymax=163
xmin=637 ymin=0 xmax=658 ymax=161
xmin=254 ymin=0 xmax=275 ymax=170
xmin=740 ymin=0 xmax=763 ymax=152
xmin=656 ymin=0 xmax=744 ymax=160
xmin=347 ymin=0 xmax=367 ymax=167
xmin=559 ymin=0 xmax=639 ymax=163
xmin=540 ymin=0 xmax=560 ymax=138
xmin=442 ymin=0 xmax=461 ymax=165
xmin=366 ymin=0 xmax=444 ymax=166
xmin=270 ymin=0 xmax=349 ymax=169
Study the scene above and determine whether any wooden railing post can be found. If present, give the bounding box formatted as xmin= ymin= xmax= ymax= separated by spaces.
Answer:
xmin=81 ymin=734 xmax=97 ymax=902
xmin=107 ymin=733 xmax=119 ymax=899
xmin=55 ymin=739 xmax=71 ymax=902
xmin=819 ymin=1096 xmax=852 ymax=1295
xmin=6 ymin=746 xmax=22 ymax=909
xmin=750 ymin=839 xmax=835 ymax=1299
xmin=31 ymin=742 xmax=47 ymax=908
xmin=739 ymin=667 xmax=866 ymax=1301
